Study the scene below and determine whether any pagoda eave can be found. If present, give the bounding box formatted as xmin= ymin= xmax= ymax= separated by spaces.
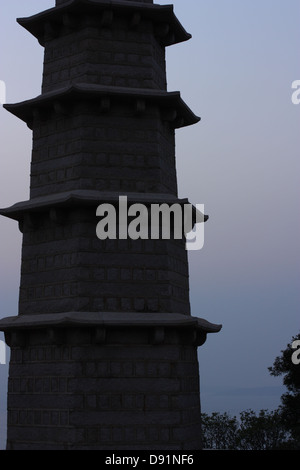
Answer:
xmin=0 ymin=312 xmax=222 ymax=349
xmin=0 ymin=190 xmax=209 ymax=226
xmin=0 ymin=311 xmax=222 ymax=333
xmin=4 ymin=84 xmax=201 ymax=130
xmin=17 ymin=0 xmax=191 ymax=47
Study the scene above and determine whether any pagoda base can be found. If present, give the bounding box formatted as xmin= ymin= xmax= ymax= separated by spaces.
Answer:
xmin=0 ymin=312 xmax=221 ymax=450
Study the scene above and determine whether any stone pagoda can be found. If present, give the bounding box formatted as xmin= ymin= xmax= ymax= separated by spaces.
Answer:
xmin=0 ymin=0 xmax=221 ymax=450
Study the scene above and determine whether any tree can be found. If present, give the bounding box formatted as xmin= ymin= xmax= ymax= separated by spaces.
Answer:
xmin=237 ymin=409 xmax=290 ymax=450
xmin=201 ymin=409 xmax=290 ymax=450
xmin=201 ymin=333 xmax=300 ymax=450
xmin=201 ymin=412 xmax=238 ymax=449
xmin=268 ymin=332 xmax=300 ymax=448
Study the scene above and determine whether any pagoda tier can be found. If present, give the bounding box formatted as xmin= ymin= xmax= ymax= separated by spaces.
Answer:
xmin=4 ymin=84 xmax=199 ymax=198
xmin=19 ymin=0 xmax=191 ymax=49
xmin=0 ymin=0 xmax=221 ymax=450
xmin=18 ymin=0 xmax=191 ymax=94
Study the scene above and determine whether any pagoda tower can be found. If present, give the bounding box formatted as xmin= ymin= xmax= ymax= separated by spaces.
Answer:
xmin=0 ymin=0 xmax=221 ymax=450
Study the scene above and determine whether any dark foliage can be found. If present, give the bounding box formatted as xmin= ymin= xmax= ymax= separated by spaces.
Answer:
xmin=202 ymin=333 xmax=300 ymax=450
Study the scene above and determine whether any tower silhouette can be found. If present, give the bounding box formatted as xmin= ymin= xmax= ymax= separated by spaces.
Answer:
xmin=0 ymin=0 xmax=221 ymax=450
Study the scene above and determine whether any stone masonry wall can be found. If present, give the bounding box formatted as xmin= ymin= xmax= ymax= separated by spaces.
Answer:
xmin=19 ymin=207 xmax=190 ymax=316
xmin=30 ymin=103 xmax=177 ymax=198
xmin=42 ymin=16 xmax=166 ymax=93
xmin=7 ymin=332 xmax=202 ymax=450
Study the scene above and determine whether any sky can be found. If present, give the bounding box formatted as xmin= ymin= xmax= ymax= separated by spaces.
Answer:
xmin=0 ymin=0 xmax=299 ymax=449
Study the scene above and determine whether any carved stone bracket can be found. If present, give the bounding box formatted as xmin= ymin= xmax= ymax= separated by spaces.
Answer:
xmin=94 ymin=327 xmax=107 ymax=344
xmin=44 ymin=21 xmax=59 ymax=42
xmin=135 ymin=99 xmax=146 ymax=116
xmin=48 ymin=327 xmax=65 ymax=345
xmin=100 ymin=97 xmax=111 ymax=113
xmin=101 ymin=10 xmax=114 ymax=28
xmin=130 ymin=12 xmax=141 ymax=30
xmin=152 ymin=326 xmax=165 ymax=345
xmin=49 ymin=208 xmax=65 ymax=225
xmin=53 ymin=100 xmax=69 ymax=116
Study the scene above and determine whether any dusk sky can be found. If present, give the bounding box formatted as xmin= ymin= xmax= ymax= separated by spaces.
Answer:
xmin=0 ymin=0 xmax=299 ymax=448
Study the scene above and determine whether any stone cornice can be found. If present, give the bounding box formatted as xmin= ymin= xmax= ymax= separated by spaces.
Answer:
xmin=4 ymin=84 xmax=201 ymax=130
xmin=17 ymin=0 xmax=191 ymax=47
xmin=0 ymin=190 xmax=208 ymax=232
xmin=0 ymin=311 xmax=222 ymax=348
